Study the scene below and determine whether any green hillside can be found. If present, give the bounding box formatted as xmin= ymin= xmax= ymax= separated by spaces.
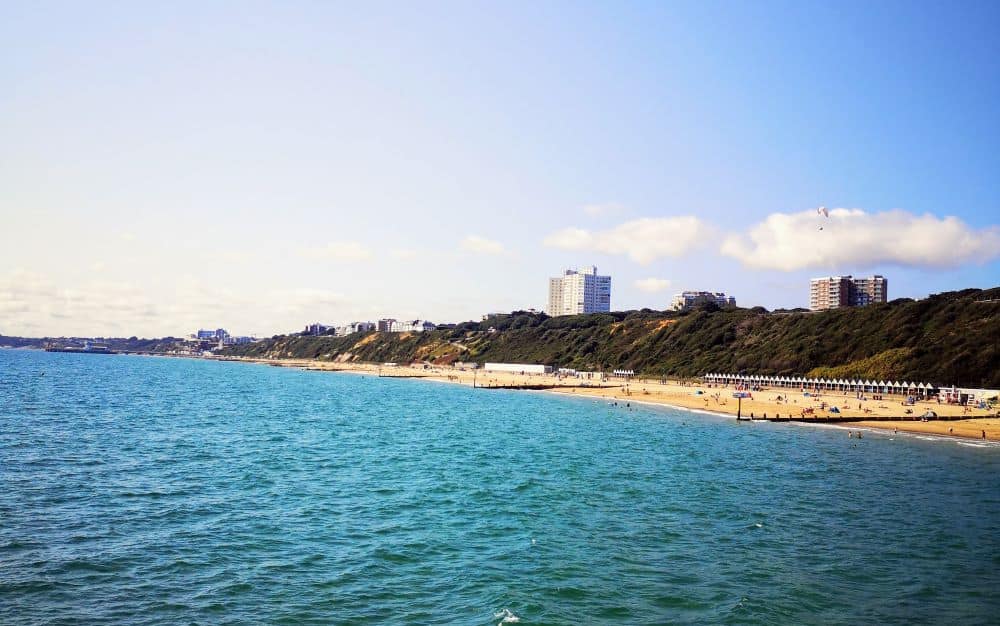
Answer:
xmin=222 ymin=287 xmax=1000 ymax=388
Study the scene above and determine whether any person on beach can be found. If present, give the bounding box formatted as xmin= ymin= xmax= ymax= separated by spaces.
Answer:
xmin=984 ymin=430 xmax=987 ymax=440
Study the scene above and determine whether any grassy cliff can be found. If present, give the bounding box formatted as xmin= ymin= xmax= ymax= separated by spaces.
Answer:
xmin=222 ymin=287 xmax=1000 ymax=388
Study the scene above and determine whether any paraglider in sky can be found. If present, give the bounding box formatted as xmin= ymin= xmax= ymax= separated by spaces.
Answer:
xmin=816 ymin=206 xmax=829 ymax=230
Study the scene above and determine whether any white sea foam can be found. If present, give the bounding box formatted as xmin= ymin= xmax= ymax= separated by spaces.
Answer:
xmin=494 ymin=608 xmax=521 ymax=623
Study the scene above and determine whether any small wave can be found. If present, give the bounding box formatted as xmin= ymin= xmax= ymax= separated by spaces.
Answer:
xmin=956 ymin=440 xmax=1000 ymax=448
xmin=494 ymin=608 xmax=520 ymax=623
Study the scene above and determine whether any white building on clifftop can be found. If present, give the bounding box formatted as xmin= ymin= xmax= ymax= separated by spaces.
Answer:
xmin=547 ymin=266 xmax=611 ymax=316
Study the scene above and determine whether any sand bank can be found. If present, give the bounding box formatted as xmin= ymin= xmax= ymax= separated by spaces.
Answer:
xmin=224 ymin=357 xmax=1000 ymax=441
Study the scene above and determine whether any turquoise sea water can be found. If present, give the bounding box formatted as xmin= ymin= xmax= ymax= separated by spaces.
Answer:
xmin=1 ymin=350 xmax=999 ymax=625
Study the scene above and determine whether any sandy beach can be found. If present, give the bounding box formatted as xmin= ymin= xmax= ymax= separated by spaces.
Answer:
xmin=224 ymin=358 xmax=1000 ymax=441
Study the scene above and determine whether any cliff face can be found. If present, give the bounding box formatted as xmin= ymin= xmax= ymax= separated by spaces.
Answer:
xmin=222 ymin=287 xmax=1000 ymax=388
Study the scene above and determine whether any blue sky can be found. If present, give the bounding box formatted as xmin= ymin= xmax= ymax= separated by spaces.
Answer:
xmin=2 ymin=1 xmax=998 ymax=336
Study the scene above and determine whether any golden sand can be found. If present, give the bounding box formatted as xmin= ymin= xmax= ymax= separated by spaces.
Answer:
xmin=225 ymin=358 xmax=1000 ymax=441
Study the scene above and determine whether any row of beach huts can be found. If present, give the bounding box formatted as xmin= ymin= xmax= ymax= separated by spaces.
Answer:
xmin=702 ymin=373 xmax=996 ymax=404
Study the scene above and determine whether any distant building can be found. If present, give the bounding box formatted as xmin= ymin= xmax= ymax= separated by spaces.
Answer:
xmin=304 ymin=323 xmax=332 ymax=336
xmin=336 ymin=321 xmax=375 ymax=336
xmin=377 ymin=319 xmax=396 ymax=332
xmin=810 ymin=275 xmax=887 ymax=310
xmin=548 ymin=266 xmax=611 ymax=316
xmin=389 ymin=319 xmax=436 ymax=332
xmin=196 ymin=328 xmax=229 ymax=340
xmin=671 ymin=291 xmax=736 ymax=311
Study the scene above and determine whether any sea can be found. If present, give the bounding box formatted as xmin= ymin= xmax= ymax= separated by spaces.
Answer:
xmin=1 ymin=349 xmax=999 ymax=625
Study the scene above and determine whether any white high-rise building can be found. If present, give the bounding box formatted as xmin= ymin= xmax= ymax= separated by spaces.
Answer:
xmin=548 ymin=266 xmax=611 ymax=316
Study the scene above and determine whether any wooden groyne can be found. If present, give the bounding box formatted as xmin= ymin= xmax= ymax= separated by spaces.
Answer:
xmin=377 ymin=374 xmax=433 ymax=379
xmin=477 ymin=384 xmax=617 ymax=391
xmin=737 ymin=414 xmax=975 ymax=423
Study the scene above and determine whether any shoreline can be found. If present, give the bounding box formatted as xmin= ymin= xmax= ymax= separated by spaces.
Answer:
xmin=220 ymin=356 xmax=1000 ymax=442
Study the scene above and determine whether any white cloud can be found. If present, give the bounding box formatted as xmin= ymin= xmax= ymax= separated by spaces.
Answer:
xmin=212 ymin=250 xmax=257 ymax=264
xmin=720 ymin=208 xmax=1000 ymax=271
xmin=268 ymin=288 xmax=346 ymax=315
xmin=0 ymin=270 xmax=162 ymax=336
xmin=544 ymin=216 xmax=711 ymax=264
xmin=389 ymin=248 xmax=419 ymax=260
xmin=634 ymin=277 xmax=672 ymax=293
xmin=582 ymin=202 xmax=624 ymax=217
xmin=298 ymin=241 xmax=372 ymax=262
xmin=460 ymin=235 xmax=505 ymax=255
